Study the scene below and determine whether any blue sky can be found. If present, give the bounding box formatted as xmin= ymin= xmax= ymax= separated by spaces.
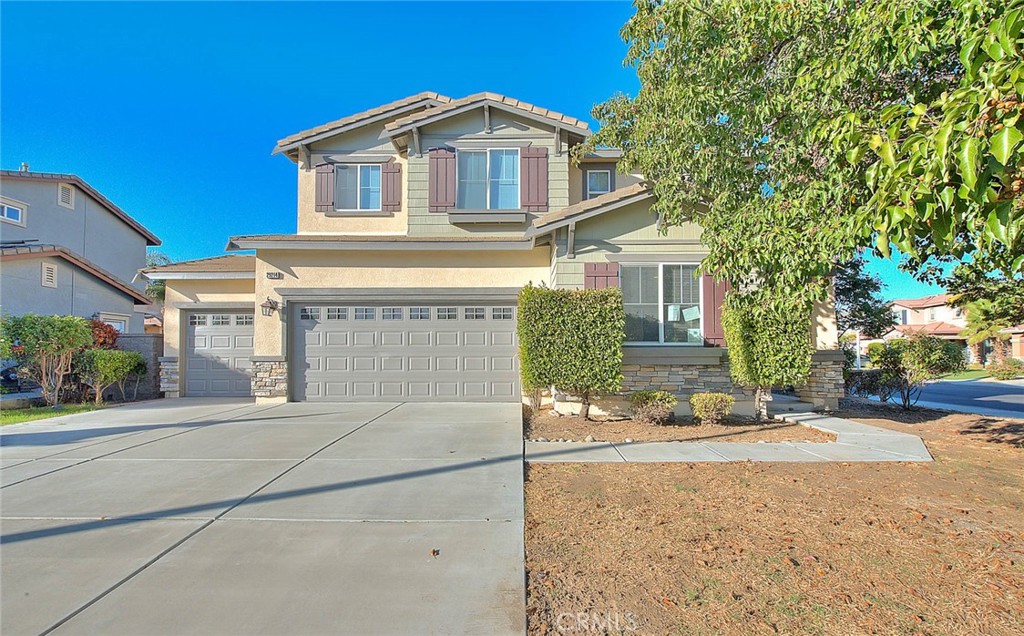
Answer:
xmin=0 ymin=1 xmax=940 ymax=300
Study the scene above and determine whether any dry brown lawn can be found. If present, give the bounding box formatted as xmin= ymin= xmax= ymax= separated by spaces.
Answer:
xmin=525 ymin=402 xmax=1024 ymax=635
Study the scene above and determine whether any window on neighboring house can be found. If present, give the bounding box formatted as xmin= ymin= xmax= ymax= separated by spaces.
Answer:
xmin=57 ymin=183 xmax=75 ymax=209
xmin=0 ymin=200 xmax=25 ymax=225
xmin=40 ymin=262 xmax=57 ymax=288
xmin=334 ymin=164 xmax=381 ymax=211
xmin=585 ymin=170 xmax=611 ymax=199
xmin=928 ymin=307 xmax=937 ymax=321
xmin=456 ymin=149 xmax=520 ymax=210
xmin=621 ymin=264 xmax=702 ymax=344
xmin=98 ymin=313 xmax=129 ymax=333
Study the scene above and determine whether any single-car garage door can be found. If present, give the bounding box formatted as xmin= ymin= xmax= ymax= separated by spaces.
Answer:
xmin=291 ymin=301 xmax=519 ymax=402
xmin=184 ymin=312 xmax=254 ymax=397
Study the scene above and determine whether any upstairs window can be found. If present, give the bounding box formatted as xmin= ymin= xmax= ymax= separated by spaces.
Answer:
xmin=334 ymin=164 xmax=381 ymax=211
xmin=456 ymin=149 xmax=519 ymax=210
xmin=0 ymin=201 xmax=24 ymax=225
xmin=585 ymin=170 xmax=611 ymax=199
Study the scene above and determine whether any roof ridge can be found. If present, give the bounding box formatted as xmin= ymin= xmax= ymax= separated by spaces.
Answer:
xmin=383 ymin=92 xmax=590 ymax=134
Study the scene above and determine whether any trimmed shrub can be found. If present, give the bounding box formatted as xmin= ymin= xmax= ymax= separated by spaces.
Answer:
xmin=75 ymin=349 xmax=145 ymax=404
xmin=722 ymin=291 xmax=814 ymax=419
xmin=0 ymin=314 xmax=93 ymax=405
xmin=989 ymin=358 xmax=1024 ymax=381
xmin=630 ymin=390 xmax=678 ymax=425
xmin=845 ymin=368 xmax=900 ymax=403
xmin=518 ymin=284 xmax=625 ymax=420
xmin=689 ymin=392 xmax=735 ymax=425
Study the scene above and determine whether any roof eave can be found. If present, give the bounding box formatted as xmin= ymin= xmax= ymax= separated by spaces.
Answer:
xmin=384 ymin=99 xmax=591 ymax=140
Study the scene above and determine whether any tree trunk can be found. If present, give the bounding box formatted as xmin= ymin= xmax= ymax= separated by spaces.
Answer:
xmin=969 ymin=342 xmax=983 ymax=365
xmin=579 ymin=391 xmax=591 ymax=420
xmin=754 ymin=386 xmax=769 ymax=421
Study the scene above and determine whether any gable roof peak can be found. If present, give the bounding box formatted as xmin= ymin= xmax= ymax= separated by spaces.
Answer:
xmin=383 ymin=92 xmax=590 ymax=137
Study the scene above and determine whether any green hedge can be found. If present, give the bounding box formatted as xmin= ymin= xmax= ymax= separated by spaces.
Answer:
xmin=518 ymin=285 xmax=625 ymax=418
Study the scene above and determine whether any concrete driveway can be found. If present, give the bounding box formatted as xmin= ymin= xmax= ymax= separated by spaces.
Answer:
xmin=1 ymin=399 xmax=525 ymax=635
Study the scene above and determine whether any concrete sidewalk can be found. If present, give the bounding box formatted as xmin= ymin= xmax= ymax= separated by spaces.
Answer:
xmin=525 ymin=410 xmax=932 ymax=463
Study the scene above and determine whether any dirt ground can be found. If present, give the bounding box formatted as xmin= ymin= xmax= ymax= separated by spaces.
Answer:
xmin=525 ymin=402 xmax=1024 ymax=635
xmin=526 ymin=410 xmax=835 ymax=443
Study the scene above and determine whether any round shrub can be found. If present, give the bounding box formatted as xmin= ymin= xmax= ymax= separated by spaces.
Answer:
xmin=689 ymin=392 xmax=735 ymax=425
xmin=630 ymin=390 xmax=678 ymax=425
xmin=990 ymin=359 xmax=1024 ymax=381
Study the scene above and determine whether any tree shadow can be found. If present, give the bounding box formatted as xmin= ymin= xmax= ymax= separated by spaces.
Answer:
xmin=958 ymin=418 xmax=1024 ymax=447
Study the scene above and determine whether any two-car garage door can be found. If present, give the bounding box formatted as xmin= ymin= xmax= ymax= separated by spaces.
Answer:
xmin=291 ymin=302 xmax=519 ymax=402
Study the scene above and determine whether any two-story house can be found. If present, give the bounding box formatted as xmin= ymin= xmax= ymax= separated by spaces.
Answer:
xmin=887 ymin=293 xmax=995 ymax=364
xmin=0 ymin=169 xmax=159 ymax=332
xmin=143 ymin=92 xmax=842 ymax=411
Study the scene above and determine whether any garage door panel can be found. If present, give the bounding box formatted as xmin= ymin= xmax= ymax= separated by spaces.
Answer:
xmin=184 ymin=313 xmax=254 ymax=398
xmin=293 ymin=302 xmax=519 ymax=403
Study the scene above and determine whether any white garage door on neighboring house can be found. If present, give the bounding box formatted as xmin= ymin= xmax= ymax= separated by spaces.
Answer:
xmin=184 ymin=312 xmax=254 ymax=397
xmin=291 ymin=301 xmax=519 ymax=402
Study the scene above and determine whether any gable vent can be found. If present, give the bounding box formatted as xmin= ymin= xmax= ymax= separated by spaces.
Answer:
xmin=41 ymin=262 xmax=57 ymax=288
xmin=57 ymin=183 xmax=75 ymax=209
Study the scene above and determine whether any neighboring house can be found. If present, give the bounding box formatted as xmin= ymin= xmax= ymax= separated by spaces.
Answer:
xmin=0 ymin=170 xmax=160 ymax=332
xmin=1001 ymin=325 xmax=1024 ymax=362
xmin=885 ymin=293 xmax=985 ymax=363
xmin=142 ymin=92 xmax=842 ymax=411
xmin=144 ymin=314 xmax=163 ymax=335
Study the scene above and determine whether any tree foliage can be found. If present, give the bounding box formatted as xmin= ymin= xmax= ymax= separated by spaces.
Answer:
xmin=517 ymin=285 xmax=625 ymax=419
xmin=75 ymin=349 xmax=145 ymax=405
xmin=145 ymin=251 xmax=172 ymax=301
xmin=945 ymin=261 xmax=1024 ymax=325
xmin=0 ymin=314 xmax=93 ymax=405
xmin=834 ymin=256 xmax=897 ymax=338
xmin=89 ymin=319 xmax=119 ymax=349
xmin=721 ymin=291 xmax=814 ymax=419
xmin=869 ymin=335 xmax=966 ymax=409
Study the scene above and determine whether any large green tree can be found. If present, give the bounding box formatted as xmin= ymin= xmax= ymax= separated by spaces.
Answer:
xmin=834 ymin=256 xmax=897 ymax=338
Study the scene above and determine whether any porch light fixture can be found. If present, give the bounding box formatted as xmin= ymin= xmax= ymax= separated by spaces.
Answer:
xmin=260 ymin=297 xmax=279 ymax=317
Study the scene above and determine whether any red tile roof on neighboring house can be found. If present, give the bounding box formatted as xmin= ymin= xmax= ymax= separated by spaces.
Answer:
xmin=890 ymin=293 xmax=949 ymax=309
xmin=0 ymin=244 xmax=152 ymax=304
xmin=892 ymin=321 xmax=964 ymax=337
xmin=0 ymin=170 xmax=161 ymax=246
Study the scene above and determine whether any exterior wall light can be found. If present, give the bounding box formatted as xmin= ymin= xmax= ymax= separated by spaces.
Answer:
xmin=260 ymin=297 xmax=279 ymax=317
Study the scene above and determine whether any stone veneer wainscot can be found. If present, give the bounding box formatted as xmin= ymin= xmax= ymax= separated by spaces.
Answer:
xmin=251 ymin=357 xmax=288 ymax=398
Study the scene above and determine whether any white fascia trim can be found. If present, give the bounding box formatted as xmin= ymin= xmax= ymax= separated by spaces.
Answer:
xmin=143 ymin=272 xmax=256 ymax=280
xmin=228 ymin=240 xmax=536 ymax=252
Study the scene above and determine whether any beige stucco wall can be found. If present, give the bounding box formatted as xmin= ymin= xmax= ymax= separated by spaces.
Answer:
xmin=252 ymin=247 xmax=551 ymax=356
xmin=162 ymin=279 xmax=256 ymax=357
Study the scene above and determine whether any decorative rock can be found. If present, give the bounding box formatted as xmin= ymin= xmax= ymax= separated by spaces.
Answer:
xmin=623 ymin=438 xmax=634 ymax=443
xmin=536 ymin=437 xmax=549 ymax=442
xmin=584 ymin=435 xmax=595 ymax=443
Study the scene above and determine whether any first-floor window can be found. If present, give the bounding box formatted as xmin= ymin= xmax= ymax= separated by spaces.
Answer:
xmin=621 ymin=263 xmax=702 ymax=344
xmin=335 ymin=164 xmax=381 ymax=211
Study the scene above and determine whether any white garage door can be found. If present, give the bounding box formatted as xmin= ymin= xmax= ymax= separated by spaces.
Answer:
xmin=184 ymin=312 xmax=254 ymax=397
xmin=291 ymin=302 xmax=519 ymax=402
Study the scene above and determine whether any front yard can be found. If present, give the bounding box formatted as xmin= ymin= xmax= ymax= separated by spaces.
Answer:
xmin=525 ymin=403 xmax=1023 ymax=635
xmin=0 ymin=403 xmax=103 ymax=426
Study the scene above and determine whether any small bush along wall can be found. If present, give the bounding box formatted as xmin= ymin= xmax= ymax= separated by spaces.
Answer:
xmin=630 ymin=390 xmax=678 ymax=425
xmin=518 ymin=285 xmax=625 ymax=419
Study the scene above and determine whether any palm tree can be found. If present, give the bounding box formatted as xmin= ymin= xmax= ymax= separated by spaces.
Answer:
xmin=961 ymin=300 xmax=1012 ymax=365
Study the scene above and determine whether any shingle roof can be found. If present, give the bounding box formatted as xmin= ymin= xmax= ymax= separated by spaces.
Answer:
xmin=532 ymin=182 xmax=653 ymax=230
xmin=228 ymin=234 xmax=527 ymax=243
xmin=890 ymin=294 xmax=950 ymax=309
xmin=142 ymin=254 xmax=255 ymax=274
xmin=383 ymin=92 xmax=590 ymax=136
xmin=0 ymin=244 xmax=152 ymax=304
xmin=0 ymin=170 xmax=161 ymax=246
xmin=273 ymin=92 xmax=452 ymax=154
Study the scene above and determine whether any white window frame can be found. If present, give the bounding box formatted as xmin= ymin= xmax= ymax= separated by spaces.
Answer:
xmin=455 ymin=148 xmax=521 ymax=210
xmin=334 ymin=164 xmax=382 ymax=212
xmin=585 ymin=170 xmax=612 ymax=199
xmin=57 ymin=183 xmax=76 ymax=210
xmin=98 ymin=312 xmax=130 ymax=333
xmin=0 ymin=196 xmax=27 ymax=227
xmin=620 ymin=262 xmax=704 ymax=346
xmin=40 ymin=262 xmax=58 ymax=288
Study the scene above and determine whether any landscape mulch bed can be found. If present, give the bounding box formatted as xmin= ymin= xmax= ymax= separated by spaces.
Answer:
xmin=525 ymin=401 xmax=1024 ymax=635
xmin=526 ymin=410 xmax=835 ymax=443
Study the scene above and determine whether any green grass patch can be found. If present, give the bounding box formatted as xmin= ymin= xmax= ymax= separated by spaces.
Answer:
xmin=0 ymin=403 xmax=103 ymax=426
xmin=941 ymin=369 xmax=989 ymax=381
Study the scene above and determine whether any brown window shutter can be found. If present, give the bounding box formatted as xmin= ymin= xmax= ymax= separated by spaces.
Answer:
xmin=584 ymin=262 xmax=619 ymax=290
xmin=520 ymin=147 xmax=548 ymax=212
xmin=315 ymin=163 xmax=335 ymax=212
xmin=428 ymin=148 xmax=456 ymax=212
xmin=701 ymin=274 xmax=731 ymax=346
xmin=381 ymin=161 xmax=402 ymax=212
